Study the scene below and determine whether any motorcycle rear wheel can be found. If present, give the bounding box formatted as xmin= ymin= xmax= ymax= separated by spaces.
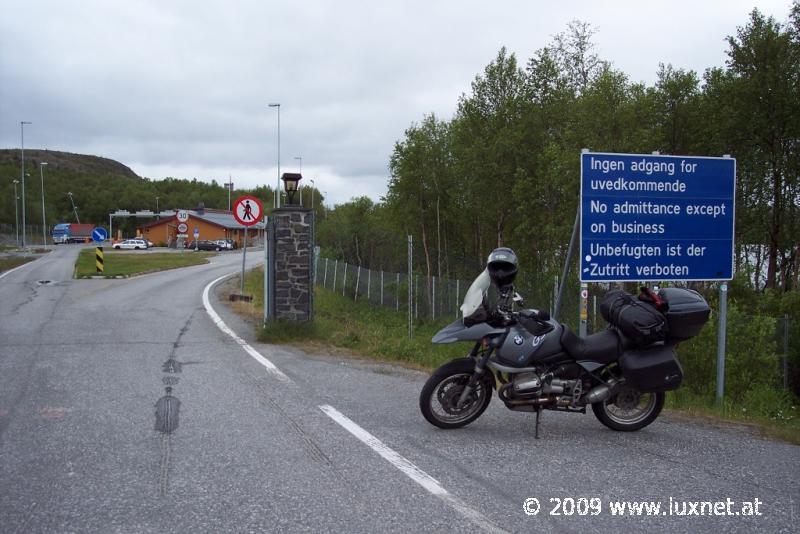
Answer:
xmin=592 ymin=385 xmax=664 ymax=431
xmin=420 ymin=371 xmax=493 ymax=429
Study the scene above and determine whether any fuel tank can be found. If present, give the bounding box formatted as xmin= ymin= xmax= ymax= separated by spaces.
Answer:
xmin=495 ymin=320 xmax=565 ymax=367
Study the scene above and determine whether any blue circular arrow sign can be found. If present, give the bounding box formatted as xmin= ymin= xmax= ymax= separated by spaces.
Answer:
xmin=92 ymin=227 xmax=108 ymax=243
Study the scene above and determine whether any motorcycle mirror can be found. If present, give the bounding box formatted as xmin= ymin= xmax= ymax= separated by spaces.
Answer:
xmin=513 ymin=292 xmax=524 ymax=305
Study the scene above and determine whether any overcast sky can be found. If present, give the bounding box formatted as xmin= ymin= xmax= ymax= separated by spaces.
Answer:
xmin=1 ymin=0 xmax=793 ymax=206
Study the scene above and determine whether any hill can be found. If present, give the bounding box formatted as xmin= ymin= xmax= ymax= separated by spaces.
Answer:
xmin=0 ymin=149 xmax=278 ymax=237
xmin=0 ymin=149 xmax=141 ymax=181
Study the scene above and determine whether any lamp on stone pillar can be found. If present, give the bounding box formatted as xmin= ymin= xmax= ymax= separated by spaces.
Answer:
xmin=281 ymin=172 xmax=302 ymax=206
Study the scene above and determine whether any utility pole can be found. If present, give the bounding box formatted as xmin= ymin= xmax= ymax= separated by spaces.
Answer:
xmin=227 ymin=174 xmax=232 ymax=212
xmin=40 ymin=162 xmax=48 ymax=246
xmin=20 ymin=121 xmax=31 ymax=248
xmin=12 ymin=179 xmax=20 ymax=246
xmin=67 ymin=191 xmax=80 ymax=223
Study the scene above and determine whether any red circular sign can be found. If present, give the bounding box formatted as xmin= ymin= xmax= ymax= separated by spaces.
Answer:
xmin=233 ymin=195 xmax=264 ymax=227
xmin=177 ymin=223 xmax=188 ymax=233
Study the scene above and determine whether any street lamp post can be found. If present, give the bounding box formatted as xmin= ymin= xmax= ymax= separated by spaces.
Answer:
xmin=40 ymin=162 xmax=48 ymax=247
xmin=12 ymin=179 xmax=20 ymax=246
xmin=268 ymin=103 xmax=281 ymax=209
xmin=20 ymin=121 xmax=31 ymax=248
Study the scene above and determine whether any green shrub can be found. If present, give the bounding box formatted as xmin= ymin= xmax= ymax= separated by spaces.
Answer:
xmin=679 ymin=302 xmax=779 ymax=398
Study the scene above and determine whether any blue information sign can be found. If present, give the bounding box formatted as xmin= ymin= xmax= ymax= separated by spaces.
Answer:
xmin=92 ymin=227 xmax=108 ymax=243
xmin=580 ymin=152 xmax=735 ymax=282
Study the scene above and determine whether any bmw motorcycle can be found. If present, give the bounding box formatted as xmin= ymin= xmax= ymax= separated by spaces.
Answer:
xmin=419 ymin=248 xmax=710 ymax=437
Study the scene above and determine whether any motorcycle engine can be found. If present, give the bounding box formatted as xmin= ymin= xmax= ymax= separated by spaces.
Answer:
xmin=512 ymin=372 xmax=543 ymax=398
xmin=507 ymin=367 xmax=583 ymax=405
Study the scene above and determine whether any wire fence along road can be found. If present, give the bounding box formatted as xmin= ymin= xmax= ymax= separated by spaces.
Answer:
xmin=313 ymin=255 xmax=795 ymax=392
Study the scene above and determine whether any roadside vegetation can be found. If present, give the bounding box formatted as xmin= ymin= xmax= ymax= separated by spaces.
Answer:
xmin=238 ymin=268 xmax=800 ymax=444
xmin=0 ymin=256 xmax=37 ymax=273
xmin=74 ymin=249 xmax=213 ymax=277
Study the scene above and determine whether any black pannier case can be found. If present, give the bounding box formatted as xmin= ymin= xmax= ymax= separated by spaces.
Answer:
xmin=619 ymin=346 xmax=683 ymax=392
xmin=658 ymin=288 xmax=711 ymax=341
xmin=599 ymin=289 xmax=668 ymax=347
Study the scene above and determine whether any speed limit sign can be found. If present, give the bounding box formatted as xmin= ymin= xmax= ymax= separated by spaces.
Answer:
xmin=176 ymin=210 xmax=189 ymax=223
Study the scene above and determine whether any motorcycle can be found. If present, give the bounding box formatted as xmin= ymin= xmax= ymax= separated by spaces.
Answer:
xmin=419 ymin=248 xmax=711 ymax=437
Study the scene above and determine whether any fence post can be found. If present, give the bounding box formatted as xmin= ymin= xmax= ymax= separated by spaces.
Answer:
xmin=455 ymin=279 xmax=460 ymax=318
xmin=355 ymin=265 xmax=361 ymax=300
xmin=367 ymin=268 xmax=371 ymax=301
xmin=407 ymin=235 xmax=413 ymax=339
xmin=783 ymin=314 xmax=790 ymax=390
xmin=324 ymin=258 xmax=329 ymax=288
xmin=380 ymin=270 xmax=384 ymax=306
xmin=432 ymin=276 xmax=436 ymax=320
xmin=333 ymin=260 xmax=338 ymax=292
xmin=342 ymin=263 xmax=347 ymax=297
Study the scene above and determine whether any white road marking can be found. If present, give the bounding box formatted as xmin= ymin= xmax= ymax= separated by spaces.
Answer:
xmin=202 ymin=274 xmax=291 ymax=383
xmin=319 ymin=404 xmax=508 ymax=534
xmin=204 ymin=273 xmax=503 ymax=531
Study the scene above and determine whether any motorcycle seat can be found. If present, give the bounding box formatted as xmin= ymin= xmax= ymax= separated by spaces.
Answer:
xmin=560 ymin=327 xmax=621 ymax=364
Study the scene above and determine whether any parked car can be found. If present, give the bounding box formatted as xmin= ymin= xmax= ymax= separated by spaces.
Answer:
xmin=214 ymin=239 xmax=236 ymax=250
xmin=186 ymin=240 xmax=222 ymax=251
xmin=113 ymin=239 xmax=149 ymax=250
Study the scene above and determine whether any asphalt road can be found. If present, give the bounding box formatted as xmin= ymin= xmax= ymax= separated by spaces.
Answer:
xmin=0 ymin=245 xmax=797 ymax=533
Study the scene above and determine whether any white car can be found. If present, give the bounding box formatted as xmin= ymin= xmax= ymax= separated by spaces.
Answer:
xmin=113 ymin=239 xmax=149 ymax=250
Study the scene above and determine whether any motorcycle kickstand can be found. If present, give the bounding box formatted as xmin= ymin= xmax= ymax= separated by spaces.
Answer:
xmin=534 ymin=406 xmax=542 ymax=440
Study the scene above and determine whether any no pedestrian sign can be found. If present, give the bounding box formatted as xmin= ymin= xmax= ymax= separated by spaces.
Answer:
xmin=233 ymin=195 xmax=263 ymax=227
xmin=580 ymin=152 xmax=736 ymax=282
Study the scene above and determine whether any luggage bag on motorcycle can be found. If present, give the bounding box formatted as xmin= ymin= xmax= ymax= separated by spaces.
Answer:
xmin=658 ymin=288 xmax=711 ymax=341
xmin=619 ymin=345 xmax=683 ymax=392
xmin=600 ymin=290 xmax=667 ymax=347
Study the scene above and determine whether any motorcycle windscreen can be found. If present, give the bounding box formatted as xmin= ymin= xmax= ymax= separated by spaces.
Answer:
xmin=460 ymin=269 xmax=490 ymax=323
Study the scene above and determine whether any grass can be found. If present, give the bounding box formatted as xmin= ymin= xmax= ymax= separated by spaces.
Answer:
xmin=666 ymin=387 xmax=800 ymax=444
xmin=75 ymin=249 xmax=214 ymax=277
xmin=0 ymin=256 xmax=37 ymax=273
xmin=242 ymin=268 xmax=466 ymax=370
xmin=240 ymin=268 xmax=800 ymax=443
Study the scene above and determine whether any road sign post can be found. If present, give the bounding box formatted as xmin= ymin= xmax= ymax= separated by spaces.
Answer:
xmin=580 ymin=152 xmax=736 ymax=282
xmin=581 ymin=151 xmax=736 ymax=403
xmin=232 ymin=195 xmax=264 ymax=300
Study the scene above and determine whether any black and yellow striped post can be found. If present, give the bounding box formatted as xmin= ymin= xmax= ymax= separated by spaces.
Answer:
xmin=96 ymin=247 xmax=104 ymax=274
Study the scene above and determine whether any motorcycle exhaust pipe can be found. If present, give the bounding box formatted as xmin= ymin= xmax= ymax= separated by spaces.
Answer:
xmin=582 ymin=378 xmax=621 ymax=405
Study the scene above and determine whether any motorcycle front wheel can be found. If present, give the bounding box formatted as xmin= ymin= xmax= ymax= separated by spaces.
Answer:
xmin=419 ymin=370 xmax=493 ymax=429
xmin=592 ymin=385 xmax=665 ymax=431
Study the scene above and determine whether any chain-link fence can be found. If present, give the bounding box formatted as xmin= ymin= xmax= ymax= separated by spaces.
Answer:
xmin=313 ymin=253 xmax=796 ymax=394
xmin=314 ymin=257 xmax=467 ymax=319
xmin=313 ymin=254 xmax=584 ymax=324
xmin=1 ymin=224 xmax=53 ymax=246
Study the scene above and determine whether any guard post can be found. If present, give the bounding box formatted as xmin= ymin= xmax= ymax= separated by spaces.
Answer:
xmin=272 ymin=205 xmax=314 ymax=321
xmin=91 ymin=226 xmax=108 ymax=274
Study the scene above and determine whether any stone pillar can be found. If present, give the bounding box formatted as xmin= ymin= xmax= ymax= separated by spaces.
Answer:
xmin=272 ymin=207 xmax=314 ymax=321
